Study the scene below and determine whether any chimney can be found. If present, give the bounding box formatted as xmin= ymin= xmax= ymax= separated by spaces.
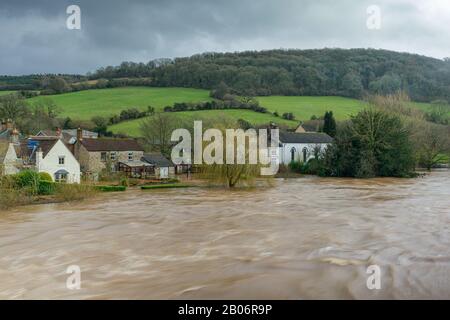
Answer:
xmin=36 ymin=147 xmax=43 ymax=170
xmin=56 ymin=127 xmax=62 ymax=139
xmin=77 ymin=128 xmax=83 ymax=142
xmin=1 ymin=120 xmax=6 ymax=131
xmin=6 ymin=119 xmax=13 ymax=130
xmin=11 ymin=128 xmax=19 ymax=144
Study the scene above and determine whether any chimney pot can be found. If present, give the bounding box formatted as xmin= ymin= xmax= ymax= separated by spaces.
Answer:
xmin=77 ymin=128 xmax=83 ymax=142
xmin=6 ymin=119 xmax=13 ymax=130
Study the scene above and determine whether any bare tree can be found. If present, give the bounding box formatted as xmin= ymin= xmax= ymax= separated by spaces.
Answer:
xmin=140 ymin=113 xmax=180 ymax=157
xmin=0 ymin=94 xmax=29 ymax=122
xmin=414 ymin=122 xmax=450 ymax=170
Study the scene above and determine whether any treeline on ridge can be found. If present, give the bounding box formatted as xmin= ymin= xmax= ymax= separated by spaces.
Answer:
xmin=90 ymin=49 xmax=450 ymax=102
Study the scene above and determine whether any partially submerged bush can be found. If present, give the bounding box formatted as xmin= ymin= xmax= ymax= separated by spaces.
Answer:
xmin=0 ymin=188 xmax=32 ymax=209
xmin=54 ymin=184 xmax=98 ymax=202
xmin=141 ymin=184 xmax=192 ymax=190
xmin=95 ymin=185 xmax=127 ymax=192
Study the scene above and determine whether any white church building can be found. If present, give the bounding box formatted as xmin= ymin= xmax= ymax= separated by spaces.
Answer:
xmin=278 ymin=131 xmax=333 ymax=165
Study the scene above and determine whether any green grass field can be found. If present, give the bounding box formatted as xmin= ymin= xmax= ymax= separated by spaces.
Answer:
xmin=23 ymin=87 xmax=445 ymax=137
xmin=28 ymin=87 xmax=212 ymax=119
xmin=256 ymin=96 xmax=369 ymax=121
xmin=109 ymin=109 xmax=296 ymax=136
xmin=0 ymin=91 xmax=16 ymax=96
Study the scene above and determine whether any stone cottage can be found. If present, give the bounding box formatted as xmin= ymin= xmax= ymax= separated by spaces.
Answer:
xmin=74 ymin=131 xmax=144 ymax=180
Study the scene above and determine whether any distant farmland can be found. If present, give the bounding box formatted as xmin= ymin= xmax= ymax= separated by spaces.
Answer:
xmin=109 ymin=109 xmax=297 ymax=137
xmin=23 ymin=86 xmax=438 ymax=137
xmin=28 ymin=87 xmax=213 ymax=119
xmin=0 ymin=90 xmax=16 ymax=96
xmin=256 ymin=96 xmax=369 ymax=120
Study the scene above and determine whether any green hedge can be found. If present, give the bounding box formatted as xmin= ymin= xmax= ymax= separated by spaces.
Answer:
xmin=38 ymin=180 xmax=57 ymax=195
xmin=141 ymin=184 xmax=193 ymax=190
xmin=95 ymin=185 xmax=127 ymax=192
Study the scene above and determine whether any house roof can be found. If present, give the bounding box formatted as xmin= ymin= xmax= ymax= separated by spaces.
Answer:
xmin=19 ymin=137 xmax=60 ymax=160
xmin=302 ymin=120 xmax=324 ymax=132
xmin=142 ymin=153 xmax=174 ymax=167
xmin=119 ymin=160 xmax=154 ymax=168
xmin=80 ymin=138 xmax=144 ymax=152
xmin=279 ymin=131 xmax=333 ymax=144
xmin=36 ymin=130 xmax=74 ymax=143
xmin=0 ymin=129 xmax=10 ymax=139
xmin=63 ymin=129 xmax=98 ymax=139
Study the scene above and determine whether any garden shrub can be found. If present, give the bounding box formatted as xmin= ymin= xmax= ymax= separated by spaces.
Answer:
xmin=38 ymin=180 xmax=56 ymax=195
xmin=13 ymin=170 xmax=40 ymax=195
xmin=38 ymin=172 xmax=53 ymax=181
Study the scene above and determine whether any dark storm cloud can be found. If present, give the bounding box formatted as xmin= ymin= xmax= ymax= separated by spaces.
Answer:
xmin=0 ymin=0 xmax=449 ymax=75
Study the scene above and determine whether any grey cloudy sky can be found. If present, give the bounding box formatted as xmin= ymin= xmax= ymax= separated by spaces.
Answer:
xmin=1 ymin=0 xmax=449 ymax=75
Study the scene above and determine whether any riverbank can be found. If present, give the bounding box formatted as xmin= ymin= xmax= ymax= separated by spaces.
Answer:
xmin=2 ymin=169 xmax=447 ymax=210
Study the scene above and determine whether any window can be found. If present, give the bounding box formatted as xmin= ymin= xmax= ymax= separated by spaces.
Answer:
xmin=128 ymin=152 xmax=133 ymax=161
xmin=290 ymin=147 xmax=296 ymax=162
xmin=110 ymin=152 xmax=117 ymax=161
xmin=302 ymin=147 xmax=308 ymax=162
xmin=101 ymin=152 xmax=107 ymax=162
xmin=58 ymin=156 xmax=65 ymax=165
xmin=54 ymin=170 xmax=68 ymax=183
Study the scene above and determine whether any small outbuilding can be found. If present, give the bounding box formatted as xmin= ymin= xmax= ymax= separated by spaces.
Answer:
xmin=141 ymin=153 xmax=175 ymax=179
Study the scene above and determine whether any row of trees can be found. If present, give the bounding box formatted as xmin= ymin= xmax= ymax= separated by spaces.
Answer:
xmin=89 ymin=49 xmax=450 ymax=102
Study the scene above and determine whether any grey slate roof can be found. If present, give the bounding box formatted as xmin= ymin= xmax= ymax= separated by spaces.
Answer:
xmin=142 ymin=153 xmax=174 ymax=167
xmin=80 ymin=138 xmax=144 ymax=152
xmin=279 ymin=131 xmax=333 ymax=144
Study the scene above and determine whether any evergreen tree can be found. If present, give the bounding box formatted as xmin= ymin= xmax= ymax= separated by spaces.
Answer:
xmin=323 ymin=111 xmax=337 ymax=137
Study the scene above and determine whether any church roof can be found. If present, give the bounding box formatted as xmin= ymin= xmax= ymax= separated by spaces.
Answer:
xmin=279 ymin=131 xmax=333 ymax=144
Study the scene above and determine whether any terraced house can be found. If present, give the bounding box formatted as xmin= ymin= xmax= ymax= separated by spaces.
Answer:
xmin=74 ymin=130 xmax=144 ymax=180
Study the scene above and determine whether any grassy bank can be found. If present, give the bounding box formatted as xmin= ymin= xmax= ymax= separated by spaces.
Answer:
xmin=141 ymin=183 xmax=194 ymax=190
xmin=0 ymin=90 xmax=16 ymax=96
xmin=256 ymin=96 xmax=368 ymax=120
xmin=109 ymin=109 xmax=297 ymax=136
xmin=28 ymin=87 xmax=212 ymax=119
xmin=0 ymin=171 xmax=98 ymax=209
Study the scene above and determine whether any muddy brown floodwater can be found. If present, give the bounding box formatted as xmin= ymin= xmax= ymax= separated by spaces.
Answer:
xmin=0 ymin=171 xmax=449 ymax=299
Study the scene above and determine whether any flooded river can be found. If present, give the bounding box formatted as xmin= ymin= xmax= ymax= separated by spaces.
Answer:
xmin=0 ymin=171 xmax=449 ymax=299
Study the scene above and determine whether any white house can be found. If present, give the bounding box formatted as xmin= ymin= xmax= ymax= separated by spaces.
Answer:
xmin=0 ymin=142 xmax=20 ymax=175
xmin=19 ymin=137 xmax=81 ymax=183
xmin=278 ymin=131 xmax=333 ymax=165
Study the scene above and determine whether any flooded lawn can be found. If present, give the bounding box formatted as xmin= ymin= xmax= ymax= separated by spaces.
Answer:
xmin=0 ymin=171 xmax=449 ymax=299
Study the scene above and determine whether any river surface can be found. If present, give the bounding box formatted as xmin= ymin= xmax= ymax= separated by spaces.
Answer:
xmin=0 ymin=171 xmax=449 ymax=299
